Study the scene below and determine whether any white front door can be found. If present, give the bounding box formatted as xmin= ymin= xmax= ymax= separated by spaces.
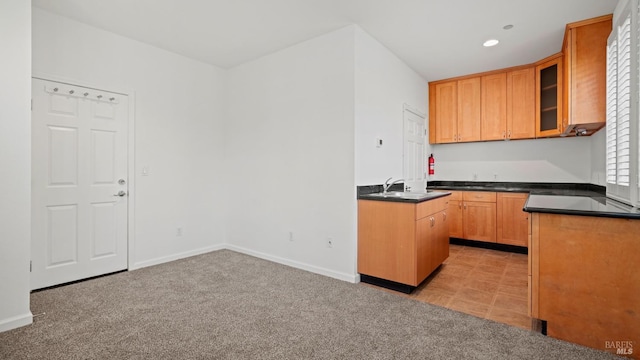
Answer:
xmin=31 ymin=78 xmax=129 ymax=290
xmin=403 ymin=105 xmax=427 ymax=192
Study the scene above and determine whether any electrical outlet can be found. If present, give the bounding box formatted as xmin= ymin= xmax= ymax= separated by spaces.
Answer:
xmin=473 ymin=173 xmax=478 ymax=181
xmin=289 ymin=231 xmax=294 ymax=242
xmin=176 ymin=227 xmax=183 ymax=236
xmin=494 ymin=174 xmax=498 ymax=180
xmin=326 ymin=237 xmax=333 ymax=248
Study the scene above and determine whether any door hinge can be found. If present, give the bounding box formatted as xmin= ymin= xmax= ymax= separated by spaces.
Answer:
xmin=30 ymin=260 xmax=32 ymax=272
xmin=424 ymin=129 xmax=427 ymax=136
xmin=31 ymin=99 xmax=33 ymax=111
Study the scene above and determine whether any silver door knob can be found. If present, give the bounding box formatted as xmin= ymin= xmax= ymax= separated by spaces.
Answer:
xmin=118 ymin=179 xmax=126 ymax=185
xmin=113 ymin=190 xmax=127 ymax=197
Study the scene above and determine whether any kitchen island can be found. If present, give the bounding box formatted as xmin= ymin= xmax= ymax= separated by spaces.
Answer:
xmin=357 ymin=188 xmax=451 ymax=293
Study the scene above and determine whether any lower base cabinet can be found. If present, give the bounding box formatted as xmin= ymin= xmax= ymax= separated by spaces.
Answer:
xmin=529 ymin=213 xmax=640 ymax=356
xmin=447 ymin=190 xmax=529 ymax=247
xmin=358 ymin=196 xmax=450 ymax=287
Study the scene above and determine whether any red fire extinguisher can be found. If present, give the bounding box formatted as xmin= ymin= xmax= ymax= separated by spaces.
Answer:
xmin=428 ymin=154 xmax=435 ymax=175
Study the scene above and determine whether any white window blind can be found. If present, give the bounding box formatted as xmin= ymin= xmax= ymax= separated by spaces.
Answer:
xmin=606 ymin=38 xmax=617 ymax=184
xmin=606 ymin=3 xmax=634 ymax=203
xmin=617 ymin=15 xmax=631 ymax=187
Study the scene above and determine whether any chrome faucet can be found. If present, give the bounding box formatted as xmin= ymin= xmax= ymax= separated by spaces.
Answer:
xmin=383 ymin=177 xmax=405 ymax=193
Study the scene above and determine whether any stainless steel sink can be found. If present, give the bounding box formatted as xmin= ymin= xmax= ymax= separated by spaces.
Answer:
xmin=365 ymin=191 xmax=440 ymax=200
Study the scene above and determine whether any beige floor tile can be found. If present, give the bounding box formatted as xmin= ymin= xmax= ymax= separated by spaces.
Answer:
xmin=486 ymin=307 xmax=532 ymax=330
xmin=446 ymin=298 xmax=490 ymax=318
xmin=492 ymin=293 xmax=528 ymax=315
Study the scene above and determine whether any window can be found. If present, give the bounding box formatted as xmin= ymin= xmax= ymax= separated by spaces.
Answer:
xmin=606 ymin=1 xmax=639 ymax=205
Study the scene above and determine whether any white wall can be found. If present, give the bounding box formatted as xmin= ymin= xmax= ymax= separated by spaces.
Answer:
xmin=225 ymin=26 xmax=357 ymax=281
xmin=32 ymin=9 xmax=227 ymax=269
xmin=354 ymin=27 xmax=428 ymax=186
xmin=432 ymin=136 xmax=593 ymax=183
xmin=590 ymin=128 xmax=606 ymax=186
xmin=0 ymin=0 xmax=33 ymax=332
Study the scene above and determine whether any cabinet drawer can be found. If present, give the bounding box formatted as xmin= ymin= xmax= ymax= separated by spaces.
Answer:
xmin=448 ymin=191 xmax=462 ymax=201
xmin=463 ymin=191 xmax=496 ymax=202
xmin=416 ymin=196 xmax=449 ymax=220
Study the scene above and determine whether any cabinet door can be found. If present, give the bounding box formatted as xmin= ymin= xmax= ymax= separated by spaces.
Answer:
xmin=496 ymin=193 xmax=529 ymax=246
xmin=434 ymin=81 xmax=458 ymax=144
xmin=536 ymin=55 xmax=563 ymax=137
xmin=564 ymin=16 xmax=611 ymax=131
xmin=416 ymin=216 xmax=434 ymax=285
xmin=433 ymin=210 xmax=450 ymax=267
xmin=481 ymin=73 xmax=507 ymax=141
xmin=507 ymin=67 xmax=535 ymax=139
xmin=463 ymin=201 xmax=496 ymax=242
xmin=448 ymin=200 xmax=464 ymax=238
xmin=457 ymin=77 xmax=481 ymax=142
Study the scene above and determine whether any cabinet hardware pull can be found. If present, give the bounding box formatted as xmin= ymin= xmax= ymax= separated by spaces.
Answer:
xmin=508 ymin=130 xmax=511 ymax=138
xmin=464 ymin=203 xmax=467 ymax=210
xmin=503 ymin=131 xmax=506 ymax=139
xmin=443 ymin=212 xmax=447 ymax=221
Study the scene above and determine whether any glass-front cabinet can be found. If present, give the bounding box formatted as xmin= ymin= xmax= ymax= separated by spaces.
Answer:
xmin=535 ymin=53 xmax=563 ymax=137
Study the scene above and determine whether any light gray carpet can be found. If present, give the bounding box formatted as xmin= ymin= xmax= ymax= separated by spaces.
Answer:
xmin=0 ymin=250 xmax=619 ymax=359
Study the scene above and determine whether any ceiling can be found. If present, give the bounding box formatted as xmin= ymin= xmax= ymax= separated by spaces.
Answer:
xmin=32 ymin=0 xmax=617 ymax=81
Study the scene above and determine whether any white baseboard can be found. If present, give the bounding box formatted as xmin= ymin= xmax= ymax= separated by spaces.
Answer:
xmin=0 ymin=312 xmax=33 ymax=333
xmin=130 ymin=244 xmax=226 ymax=270
xmin=225 ymin=244 xmax=359 ymax=283
xmin=129 ymin=243 xmax=359 ymax=284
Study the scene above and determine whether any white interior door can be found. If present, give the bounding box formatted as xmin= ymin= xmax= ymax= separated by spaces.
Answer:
xmin=31 ymin=78 xmax=129 ymax=290
xmin=403 ymin=105 xmax=427 ymax=192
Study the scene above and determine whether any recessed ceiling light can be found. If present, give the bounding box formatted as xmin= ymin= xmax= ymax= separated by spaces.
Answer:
xmin=503 ymin=24 xmax=514 ymax=30
xmin=483 ymin=39 xmax=499 ymax=47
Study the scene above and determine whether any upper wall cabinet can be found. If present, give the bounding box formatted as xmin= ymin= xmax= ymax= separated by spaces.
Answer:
xmin=507 ymin=67 xmax=536 ymax=139
xmin=429 ymin=78 xmax=481 ymax=144
xmin=535 ymin=53 xmax=564 ymax=137
xmin=481 ymin=73 xmax=507 ymax=141
xmin=428 ymin=14 xmax=612 ymax=144
xmin=561 ymin=15 xmax=613 ymax=136
xmin=481 ymin=68 xmax=535 ymax=141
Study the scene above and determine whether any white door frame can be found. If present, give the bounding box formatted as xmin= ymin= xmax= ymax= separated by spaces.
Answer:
xmin=32 ymin=73 xmax=136 ymax=271
xmin=402 ymin=103 xmax=427 ymax=192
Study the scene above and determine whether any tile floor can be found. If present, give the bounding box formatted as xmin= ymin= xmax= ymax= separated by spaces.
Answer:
xmin=369 ymin=244 xmax=532 ymax=330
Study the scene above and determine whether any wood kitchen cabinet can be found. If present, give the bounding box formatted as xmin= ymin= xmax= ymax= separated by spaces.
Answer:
xmin=561 ymin=15 xmax=612 ymax=136
xmin=358 ymin=196 xmax=450 ymax=287
xmin=481 ymin=69 xmax=535 ymax=141
xmin=535 ymin=53 xmax=563 ymax=137
xmin=429 ymin=77 xmax=481 ymax=144
xmin=481 ymin=73 xmax=507 ymax=141
xmin=529 ymin=213 xmax=640 ymax=355
xmin=462 ymin=192 xmax=497 ymax=242
xmin=496 ymin=192 xmax=529 ymax=246
xmin=447 ymin=191 xmax=464 ymax=238
xmin=506 ymin=67 xmax=536 ymax=139
xmin=447 ymin=191 xmax=497 ymax=243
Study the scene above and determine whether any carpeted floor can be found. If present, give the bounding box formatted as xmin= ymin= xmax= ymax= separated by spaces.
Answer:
xmin=0 ymin=250 xmax=620 ymax=359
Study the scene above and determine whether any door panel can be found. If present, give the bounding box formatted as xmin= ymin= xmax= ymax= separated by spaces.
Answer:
xmin=47 ymin=205 xmax=78 ymax=267
xmin=403 ymin=106 xmax=426 ymax=192
xmin=32 ymin=78 xmax=129 ymax=290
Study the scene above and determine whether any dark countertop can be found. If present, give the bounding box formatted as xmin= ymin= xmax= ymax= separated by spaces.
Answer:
xmin=427 ymin=181 xmax=605 ymax=197
xmin=524 ymin=194 xmax=640 ymax=219
xmin=357 ymin=184 xmax=451 ymax=203
xmin=358 ymin=190 xmax=451 ymax=203
xmin=425 ymin=181 xmax=640 ymax=219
